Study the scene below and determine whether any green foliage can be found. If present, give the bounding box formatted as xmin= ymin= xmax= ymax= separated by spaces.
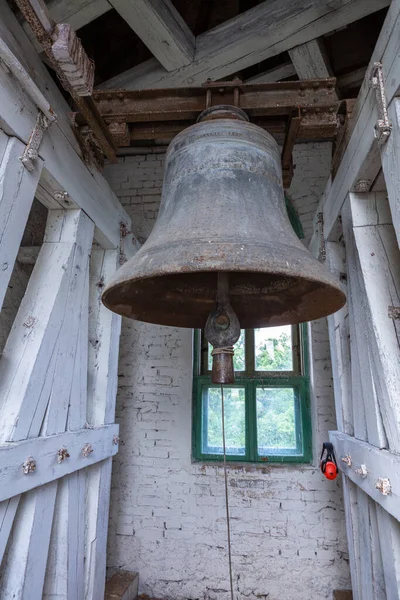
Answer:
xmin=256 ymin=388 xmax=296 ymax=451
xmin=204 ymin=387 xmax=246 ymax=454
xmin=203 ymin=329 xmax=298 ymax=456
xmin=255 ymin=330 xmax=293 ymax=371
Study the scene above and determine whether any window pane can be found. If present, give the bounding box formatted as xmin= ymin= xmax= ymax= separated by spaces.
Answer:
xmin=202 ymin=387 xmax=246 ymax=455
xmin=208 ymin=329 xmax=245 ymax=371
xmin=256 ymin=387 xmax=300 ymax=454
xmin=255 ymin=325 xmax=293 ymax=371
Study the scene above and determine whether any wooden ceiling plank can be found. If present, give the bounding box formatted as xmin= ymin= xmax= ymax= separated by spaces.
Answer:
xmin=108 ymin=0 xmax=195 ymax=71
xmin=99 ymin=0 xmax=390 ymax=90
xmin=289 ymin=38 xmax=332 ymax=79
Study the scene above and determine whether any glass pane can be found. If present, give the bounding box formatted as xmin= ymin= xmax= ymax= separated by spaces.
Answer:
xmin=202 ymin=387 xmax=246 ymax=455
xmin=255 ymin=325 xmax=293 ymax=371
xmin=208 ymin=329 xmax=245 ymax=371
xmin=256 ymin=387 xmax=300 ymax=454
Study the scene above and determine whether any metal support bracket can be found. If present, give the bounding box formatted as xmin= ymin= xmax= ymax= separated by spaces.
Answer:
xmin=20 ymin=111 xmax=50 ymax=172
xmin=370 ymin=62 xmax=392 ymax=145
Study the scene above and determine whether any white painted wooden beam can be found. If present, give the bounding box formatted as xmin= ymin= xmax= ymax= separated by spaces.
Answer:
xmin=330 ymin=431 xmax=400 ymax=524
xmin=0 ymin=2 xmax=130 ymax=248
xmin=0 ymin=425 xmax=119 ymax=502
xmin=108 ymin=0 xmax=194 ymax=71
xmin=0 ymin=133 xmax=43 ymax=310
xmin=310 ymin=0 xmax=400 ymax=243
xmin=381 ymin=98 xmax=400 ymax=247
xmin=84 ymin=246 xmax=124 ymax=600
xmin=100 ymin=0 xmax=389 ymax=89
xmin=289 ymin=38 xmax=332 ymax=79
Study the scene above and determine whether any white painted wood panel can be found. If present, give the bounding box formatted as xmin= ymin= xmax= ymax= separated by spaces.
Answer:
xmin=0 ymin=135 xmax=43 ymax=310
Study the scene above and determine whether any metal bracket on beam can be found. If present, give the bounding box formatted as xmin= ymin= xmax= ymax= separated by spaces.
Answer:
xmin=370 ymin=62 xmax=392 ymax=145
xmin=20 ymin=111 xmax=50 ymax=172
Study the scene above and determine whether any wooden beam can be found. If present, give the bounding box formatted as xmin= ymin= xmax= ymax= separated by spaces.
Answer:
xmin=381 ymin=98 xmax=400 ymax=247
xmin=100 ymin=0 xmax=389 ymax=89
xmin=289 ymin=38 xmax=332 ymax=79
xmin=330 ymin=432 xmax=400 ymax=524
xmin=84 ymin=247 xmax=123 ymax=600
xmin=0 ymin=425 xmax=118 ymax=502
xmin=0 ymin=133 xmax=43 ymax=311
xmin=108 ymin=0 xmax=194 ymax=71
xmin=0 ymin=2 xmax=130 ymax=249
xmin=310 ymin=0 xmax=400 ymax=243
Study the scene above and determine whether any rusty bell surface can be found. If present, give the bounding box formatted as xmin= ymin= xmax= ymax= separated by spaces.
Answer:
xmin=102 ymin=106 xmax=346 ymax=329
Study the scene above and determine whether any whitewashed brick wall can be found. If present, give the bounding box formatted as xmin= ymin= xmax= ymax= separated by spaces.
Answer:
xmin=104 ymin=143 xmax=351 ymax=600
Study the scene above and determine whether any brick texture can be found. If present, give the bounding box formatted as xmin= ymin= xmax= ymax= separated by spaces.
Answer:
xmin=104 ymin=144 xmax=351 ymax=600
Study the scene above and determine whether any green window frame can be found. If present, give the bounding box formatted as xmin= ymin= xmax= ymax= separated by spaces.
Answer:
xmin=192 ymin=324 xmax=311 ymax=463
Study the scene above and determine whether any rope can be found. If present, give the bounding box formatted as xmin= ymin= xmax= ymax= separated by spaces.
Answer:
xmin=211 ymin=346 xmax=234 ymax=356
xmin=221 ymin=383 xmax=235 ymax=600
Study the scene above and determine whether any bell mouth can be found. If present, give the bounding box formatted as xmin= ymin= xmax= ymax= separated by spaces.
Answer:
xmin=102 ymin=269 xmax=346 ymax=329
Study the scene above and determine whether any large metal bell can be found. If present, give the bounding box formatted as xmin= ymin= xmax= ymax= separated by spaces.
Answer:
xmin=102 ymin=106 xmax=346 ymax=329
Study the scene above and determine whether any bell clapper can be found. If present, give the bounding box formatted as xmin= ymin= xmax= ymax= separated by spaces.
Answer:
xmin=205 ymin=273 xmax=240 ymax=384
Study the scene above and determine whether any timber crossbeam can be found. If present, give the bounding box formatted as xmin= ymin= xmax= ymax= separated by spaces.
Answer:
xmin=330 ymin=432 xmax=400 ymax=524
xmin=0 ymin=424 xmax=119 ymax=503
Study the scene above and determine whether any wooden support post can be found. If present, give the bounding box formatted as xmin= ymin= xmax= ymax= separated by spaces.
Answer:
xmin=84 ymin=246 xmax=122 ymax=600
xmin=0 ymin=132 xmax=43 ymax=310
xmin=381 ymin=97 xmax=400 ymax=246
xmin=289 ymin=38 xmax=332 ymax=79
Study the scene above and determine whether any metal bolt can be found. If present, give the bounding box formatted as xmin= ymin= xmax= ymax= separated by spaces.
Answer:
xmin=22 ymin=456 xmax=36 ymax=474
xmin=341 ymin=454 xmax=352 ymax=467
xmin=82 ymin=443 xmax=93 ymax=457
xmin=113 ymin=435 xmax=120 ymax=445
xmin=57 ymin=447 xmax=70 ymax=463
xmin=355 ymin=464 xmax=368 ymax=479
xmin=354 ymin=179 xmax=371 ymax=193
xmin=375 ymin=477 xmax=391 ymax=496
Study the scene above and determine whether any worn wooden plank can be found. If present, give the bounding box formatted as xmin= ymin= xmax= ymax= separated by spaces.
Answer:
xmin=356 ymin=489 xmax=374 ymax=600
xmin=0 ymin=2 xmax=130 ymax=248
xmin=381 ymin=98 xmax=400 ymax=246
xmin=100 ymin=0 xmax=390 ymax=89
xmin=325 ymin=241 xmax=353 ymax=436
xmin=349 ymin=205 xmax=400 ymax=451
xmin=0 ymin=424 xmax=118 ymax=502
xmin=87 ymin=247 xmax=121 ymax=426
xmin=342 ymin=197 xmax=387 ymax=448
xmin=330 ymin=432 xmax=400 ymax=523
xmin=369 ymin=501 xmax=386 ymax=600
xmin=0 ymin=135 xmax=43 ymax=310
xmin=0 ymin=496 xmax=20 ymax=563
xmin=376 ymin=505 xmax=400 ymax=599
xmin=289 ymin=38 xmax=331 ymax=79
xmin=342 ymin=477 xmax=361 ymax=600
xmin=312 ymin=0 xmax=400 ymax=242
xmin=109 ymin=0 xmax=194 ymax=71
xmin=84 ymin=247 xmax=124 ymax=600
xmin=0 ymin=482 xmax=58 ymax=600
